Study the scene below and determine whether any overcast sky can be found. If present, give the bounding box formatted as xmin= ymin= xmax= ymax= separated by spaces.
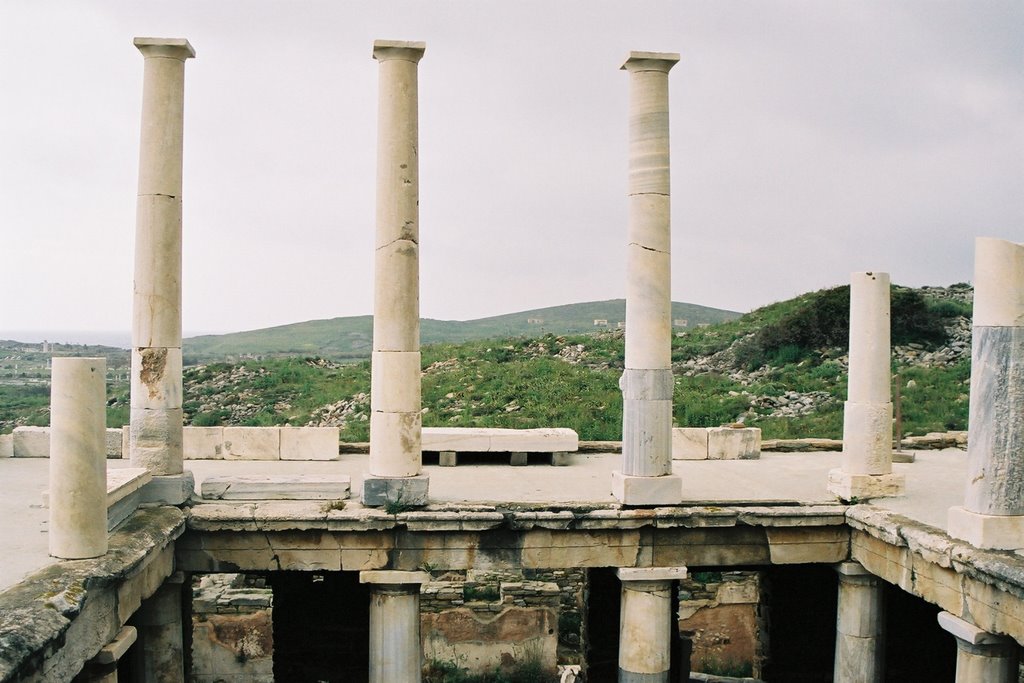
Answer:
xmin=1 ymin=1 xmax=1021 ymax=338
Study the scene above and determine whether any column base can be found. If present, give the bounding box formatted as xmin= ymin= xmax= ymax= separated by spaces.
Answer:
xmin=827 ymin=469 xmax=904 ymax=501
xmin=361 ymin=473 xmax=429 ymax=507
xmin=612 ymin=471 xmax=682 ymax=506
xmin=948 ymin=506 xmax=1024 ymax=550
xmin=139 ymin=471 xmax=195 ymax=505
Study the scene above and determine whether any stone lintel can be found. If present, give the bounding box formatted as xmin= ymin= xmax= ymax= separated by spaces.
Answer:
xmin=938 ymin=611 xmax=1014 ymax=646
xmin=361 ymin=473 xmax=429 ymax=507
xmin=360 ymin=570 xmax=430 ymax=585
xmin=373 ymin=40 xmax=426 ymax=62
xmin=621 ymin=51 xmax=680 ymax=72
xmin=617 ymin=567 xmax=687 ymax=583
xmin=133 ymin=37 xmax=196 ymax=59
xmin=92 ymin=625 xmax=138 ymax=665
xmin=827 ymin=469 xmax=905 ymax=501
xmin=948 ymin=506 xmax=1024 ymax=550
xmin=612 ymin=471 xmax=682 ymax=506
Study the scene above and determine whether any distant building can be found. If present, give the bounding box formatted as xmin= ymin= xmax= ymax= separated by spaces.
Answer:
xmin=593 ymin=319 xmax=608 ymax=326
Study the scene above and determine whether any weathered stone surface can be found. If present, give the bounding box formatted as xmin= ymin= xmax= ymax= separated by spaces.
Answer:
xmin=612 ymin=471 xmax=682 ymax=505
xmin=361 ymin=473 xmax=429 ymax=507
xmin=223 ymin=427 xmax=280 ymax=461
xmin=422 ymin=427 xmax=578 ymax=453
xmin=764 ymin=526 xmax=849 ymax=564
xmin=184 ymin=426 xmax=224 ymax=460
xmin=828 ymin=469 xmax=905 ymax=501
xmin=12 ymin=426 xmax=49 ymax=458
xmin=139 ymin=471 xmax=194 ymax=505
xmin=672 ymin=427 xmax=708 ymax=460
xmin=422 ymin=607 xmax=558 ymax=676
xmin=948 ymin=505 xmax=1024 ymax=550
xmin=279 ymin=426 xmax=339 ymax=461
xmin=707 ymin=427 xmax=761 ymax=460
xmin=201 ymin=475 xmax=351 ymax=501
xmin=0 ymin=433 xmax=12 ymax=458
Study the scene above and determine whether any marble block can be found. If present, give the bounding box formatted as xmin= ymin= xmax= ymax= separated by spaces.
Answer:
xmin=201 ymin=475 xmax=351 ymax=500
xmin=184 ymin=426 xmax=225 ymax=460
xmin=105 ymin=428 xmax=123 ymax=458
xmin=13 ymin=426 xmax=49 ymax=457
xmin=139 ymin=471 xmax=195 ymax=505
xmin=948 ymin=506 xmax=1024 ymax=550
xmin=707 ymin=427 xmax=761 ymax=460
xmin=828 ymin=469 xmax=905 ymax=501
xmin=280 ymin=426 xmax=340 ymax=461
xmin=421 ymin=427 xmax=578 ymax=453
xmin=0 ymin=433 xmax=13 ymax=458
xmin=611 ymin=471 xmax=682 ymax=506
xmin=223 ymin=427 xmax=280 ymax=460
xmin=672 ymin=428 xmax=708 ymax=460
xmin=361 ymin=474 xmax=429 ymax=507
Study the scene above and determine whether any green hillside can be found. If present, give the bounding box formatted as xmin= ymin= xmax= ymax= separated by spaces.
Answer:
xmin=182 ymin=300 xmax=739 ymax=362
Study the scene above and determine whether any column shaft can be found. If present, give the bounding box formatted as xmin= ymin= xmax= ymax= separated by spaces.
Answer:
xmin=963 ymin=238 xmax=1024 ymax=515
xmin=129 ymin=38 xmax=194 ymax=477
xmin=833 ymin=563 xmax=884 ymax=683
xmin=362 ymin=571 xmax=429 ymax=683
xmin=368 ymin=40 xmax=427 ymax=484
xmin=49 ymin=357 xmax=108 ymax=559
xmin=615 ymin=51 xmax=682 ymax=505
xmin=938 ymin=611 xmax=1019 ymax=683
xmin=132 ymin=579 xmax=185 ymax=683
xmin=617 ymin=568 xmax=686 ymax=682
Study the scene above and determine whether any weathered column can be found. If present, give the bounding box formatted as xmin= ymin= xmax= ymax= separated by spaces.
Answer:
xmin=949 ymin=238 xmax=1024 ymax=549
xmin=833 ymin=562 xmax=884 ymax=683
xmin=129 ymin=38 xmax=194 ymax=506
xmin=49 ymin=357 xmax=108 ymax=559
xmin=361 ymin=570 xmax=429 ymax=683
xmin=362 ymin=40 xmax=429 ymax=507
xmin=612 ymin=51 xmax=683 ymax=506
xmin=617 ymin=567 xmax=687 ymax=682
xmin=132 ymin=574 xmax=185 ymax=683
xmin=938 ymin=612 xmax=1019 ymax=683
xmin=828 ymin=272 xmax=905 ymax=500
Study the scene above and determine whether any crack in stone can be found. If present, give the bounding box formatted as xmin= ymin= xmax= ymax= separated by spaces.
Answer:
xmin=628 ymin=242 xmax=668 ymax=255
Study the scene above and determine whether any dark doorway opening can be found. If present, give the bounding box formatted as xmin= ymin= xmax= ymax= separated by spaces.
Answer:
xmin=267 ymin=571 xmax=370 ymax=681
xmin=762 ymin=564 xmax=838 ymax=682
xmin=586 ymin=567 xmax=621 ymax=683
xmin=884 ymin=581 xmax=956 ymax=682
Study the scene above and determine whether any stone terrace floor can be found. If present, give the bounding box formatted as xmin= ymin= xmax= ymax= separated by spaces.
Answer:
xmin=0 ymin=449 xmax=970 ymax=592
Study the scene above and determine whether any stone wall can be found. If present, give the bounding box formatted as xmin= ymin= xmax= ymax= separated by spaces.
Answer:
xmin=679 ymin=571 xmax=765 ymax=679
xmin=191 ymin=574 xmax=274 ymax=683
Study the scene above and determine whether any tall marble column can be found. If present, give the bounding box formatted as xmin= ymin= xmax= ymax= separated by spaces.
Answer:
xmin=612 ymin=51 xmax=683 ymax=506
xmin=828 ymin=272 xmax=904 ymax=500
xmin=938 ymin=612 xmax=1019 ymax=683
xmin=129 ymin=38 xmax=194 ymax=493
xmin=361 ymin=570 xmax=429 ymax=683
xmin=833 ymin=562 xmax=884 ymax=683
xmin=362 ymin=40 xmax=429 ymax=507
xmin=949 ymin=238 xmax=1024 ymax=549
xmin=132 ymin=574 xmax=185 ymax=683
xmin=49 ymin=357 xmax=108 ymax=559
xmin=617 ymin=567 xmax=687 ymax=682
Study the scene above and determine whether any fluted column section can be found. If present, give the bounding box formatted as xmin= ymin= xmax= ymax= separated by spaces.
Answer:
xmin=129 ymin=38 xmax=194 ymax=477
xmin=828 ymin=272 xmax=904 ymax=500
xmin=613 ymin=51 xmax=683 ymax=506
xmin=949 ymin=238 xmax=1024 ymax=548
xmin=362 ymin=40 xmax=429 ymax=507
xmin=49 ymin=357 xmax=108 ymax=559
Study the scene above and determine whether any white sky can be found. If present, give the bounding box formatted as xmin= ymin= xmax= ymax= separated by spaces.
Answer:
xmin=1 ymin=1 xmax=1021 ymax=335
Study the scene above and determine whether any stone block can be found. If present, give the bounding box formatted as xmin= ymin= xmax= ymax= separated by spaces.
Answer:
xmin=13 ymin=426 xmax=49 ymax=457
xmin=551 ymin=451 xmax=573 ymax=466
xmin=828 ymin=469 xmax=905 ymax=501
xmin=0 ymin=433 xmax=12 ymax=458
xmin=937 ymin=611 xmax=1011 ymax=646
xmin=510 ymin=452 xmax=527 ymax=466
xmin=611 ymin=471 xmax=682 ymax=506
xmin=201 ymin=475 xmax=351 ymax=501
xmin=422 ymin=427 xmax=578 ymax=453
xmin=184 ymin=426 xmax=224 ymax=459
xmin=361 ymin=474 xmax=429 ymax=507
xmin=439 ymin=451 xmax=458 ymax=467
xmin=707 ymin=427 xmax=761 ymax=460
xmin=617 ymin=567 xmax=687 ymax=582
xmin=359 ymin=570 xmax=430 ymax=585
xmin=279 ymin=426 xmax=339 ymax=461
xmin=948 ymin=506 xmax=1024 ymax=550
xmin=139 ymin=471 xmax=195 ymax=505
xmin=105 ymin=428 xmax=123 ymax=458
xmin=672 ymin=427 xmax=708 ymax=460
xmin=223 ymin=427 xmax=280 ymax=460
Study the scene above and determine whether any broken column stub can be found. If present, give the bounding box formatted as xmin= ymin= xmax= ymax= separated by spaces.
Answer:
xmin=949 ymin=238 xmax=1024 ymax=549
xmin=363 ymin=40 xmax=429 ymax=507
xmin=613 ymin=51 xmax=682 ymax=506
xmin=617 ymin=567 xmax=686 ymax=682
xmin=938 ymin=611 xmax=1019 ymax=683
xmin=49 ymin=357 xmax=108 ymax=559
xmin=362 ymin=570 xmax=429 ymax=683
xmin=829 ymin=272 xmax=904 ymax=500
xmin=129 ymin=38 xmax=194 ymax=481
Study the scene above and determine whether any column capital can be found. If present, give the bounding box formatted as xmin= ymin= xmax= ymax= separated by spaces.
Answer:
xmin=621 ymin=50 xmax=680 ymax=73
xmin=373 ymin=40 xmax=426 ymax=63
xmin=134 ymin=37 xmax=195 ymax=60
xmin=617 ymin=566 xmax=687 ymax=583
xmin=938 ymin=612 xmax=1014 ymax=646
xmin=360 ymin=570 xmax=430 ymax=586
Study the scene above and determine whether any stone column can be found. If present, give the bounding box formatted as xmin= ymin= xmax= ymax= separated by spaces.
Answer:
xmin=612 ymin=51 xmax=683 ymax=506
xmin=361 ymin=570 xmax=429 ymax=683
xmin=938 ymin=612 xmax=1019 ymax=683
xmin=362 ymin=40 xmax=429 ymax=507
xmin=49 ymin=357 xmax=108 ymax=559
xmin=617 ymin=567 xmax=687 ymax=682
xmin=828 ymin=272 xmax=905 ymax=500
xmin=833 ymin=562 xmax=884 ymax=683
xmin=129 ymin=38 xmax=194 ymax=494
xmin=132 ymin=573 xmax=185 ymax=683
xmin=949 ymin=238 xmax=1024 ymax=549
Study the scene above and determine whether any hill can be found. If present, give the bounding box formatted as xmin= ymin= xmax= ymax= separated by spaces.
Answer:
xmin=182 ymin=300 xmax=739 ymax=362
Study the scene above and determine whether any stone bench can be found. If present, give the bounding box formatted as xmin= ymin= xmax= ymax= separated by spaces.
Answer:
xmin=672 ymin=427 xmax=761 ymax=460
xmin=42 ymin=467 xmax=152 ymax=531
xmin=422 ymin=427 xmax=579 ymax=466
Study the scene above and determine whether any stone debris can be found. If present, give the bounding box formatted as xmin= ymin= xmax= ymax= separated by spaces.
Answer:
xmin=306 ymin=392 xmax=370 ymax=428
